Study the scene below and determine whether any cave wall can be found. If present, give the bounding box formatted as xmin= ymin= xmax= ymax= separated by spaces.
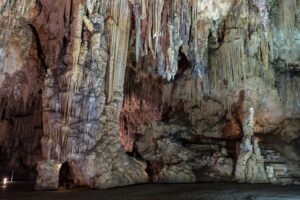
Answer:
xmin=0 ymin=0 xmax=299 ymax=189
xmin=0 ymin=1 xmax=43 ymax=178
xmin=121 ymin=0 xmax=300 ymax=184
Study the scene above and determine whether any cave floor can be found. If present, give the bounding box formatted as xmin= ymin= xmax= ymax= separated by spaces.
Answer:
xmin=1 ymin=182 xmax=300 ymax=200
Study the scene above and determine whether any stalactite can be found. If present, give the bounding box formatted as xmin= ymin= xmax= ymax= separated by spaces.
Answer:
xmin=132 ymin=0 xmax=143 ymax=63
xmin=254 ymin=0 xmax=269 ymax=31
xmin=127 ymin=0 xmax=234 ymax=81
xmin=107 ymin=0 xmax=131 ymax=102
xmin=86 ymin=0 xmax=97 ymax=15
xmin=279 ymin=0 xmax=297 ymax=47
xmin=65 ymin=0 xmax=84 ymax=124
xmin=0 ymin=0 xmax=36 ymax=18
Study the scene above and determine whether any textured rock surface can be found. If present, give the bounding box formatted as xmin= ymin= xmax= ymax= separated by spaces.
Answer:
xmin=35 ymin=160 xmax=61 ymax=190
xmin=0 ymin=0 xmax=299 ymax=189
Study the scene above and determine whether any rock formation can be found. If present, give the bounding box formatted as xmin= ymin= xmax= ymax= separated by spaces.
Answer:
xmin=235 ymin=107 xmax=267 ymax=183
xmin=0 ymin=0 xmax=299 ymax=190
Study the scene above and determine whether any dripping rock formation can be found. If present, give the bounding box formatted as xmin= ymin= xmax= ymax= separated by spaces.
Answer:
xmin=0 ymin=0 xmax=299 ymax=190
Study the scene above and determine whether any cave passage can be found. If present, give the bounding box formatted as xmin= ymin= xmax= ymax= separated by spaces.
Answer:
xmin=58 ymin=162 xmax=74 ymax=189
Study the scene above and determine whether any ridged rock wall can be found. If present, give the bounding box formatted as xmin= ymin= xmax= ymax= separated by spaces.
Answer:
xmin=0 ymin=1 xmax=43 ymax=178
xmin=121 ymin=0 xmax=300 ymax=184
xmin=32 ymin=0 xmax=148 ymax=189
xmin=0 ymin=0 xmax=299 ymax=189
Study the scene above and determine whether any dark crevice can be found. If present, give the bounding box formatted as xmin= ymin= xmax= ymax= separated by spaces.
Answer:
xmin=28 ymin=24 xmax=48 ymax=73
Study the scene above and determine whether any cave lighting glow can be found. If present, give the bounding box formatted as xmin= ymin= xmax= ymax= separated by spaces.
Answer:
xmin=3 ymin=177 xmax=7 ymax=185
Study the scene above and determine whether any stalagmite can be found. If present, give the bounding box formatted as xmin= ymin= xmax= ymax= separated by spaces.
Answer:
xmin=235 ymin=107 xmax=267 ymax=183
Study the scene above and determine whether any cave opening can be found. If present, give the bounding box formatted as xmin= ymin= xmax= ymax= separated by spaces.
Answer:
xmin=58 ymin=162 xmax=74 ymax=189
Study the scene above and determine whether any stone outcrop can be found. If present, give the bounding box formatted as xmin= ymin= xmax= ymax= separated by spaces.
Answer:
xmin=0 ymin=0 xmax=299 ymax=189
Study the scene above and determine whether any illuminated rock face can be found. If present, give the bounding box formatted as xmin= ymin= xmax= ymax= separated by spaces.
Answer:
xmin=0 ymin=0 xmax=300 ymax=189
